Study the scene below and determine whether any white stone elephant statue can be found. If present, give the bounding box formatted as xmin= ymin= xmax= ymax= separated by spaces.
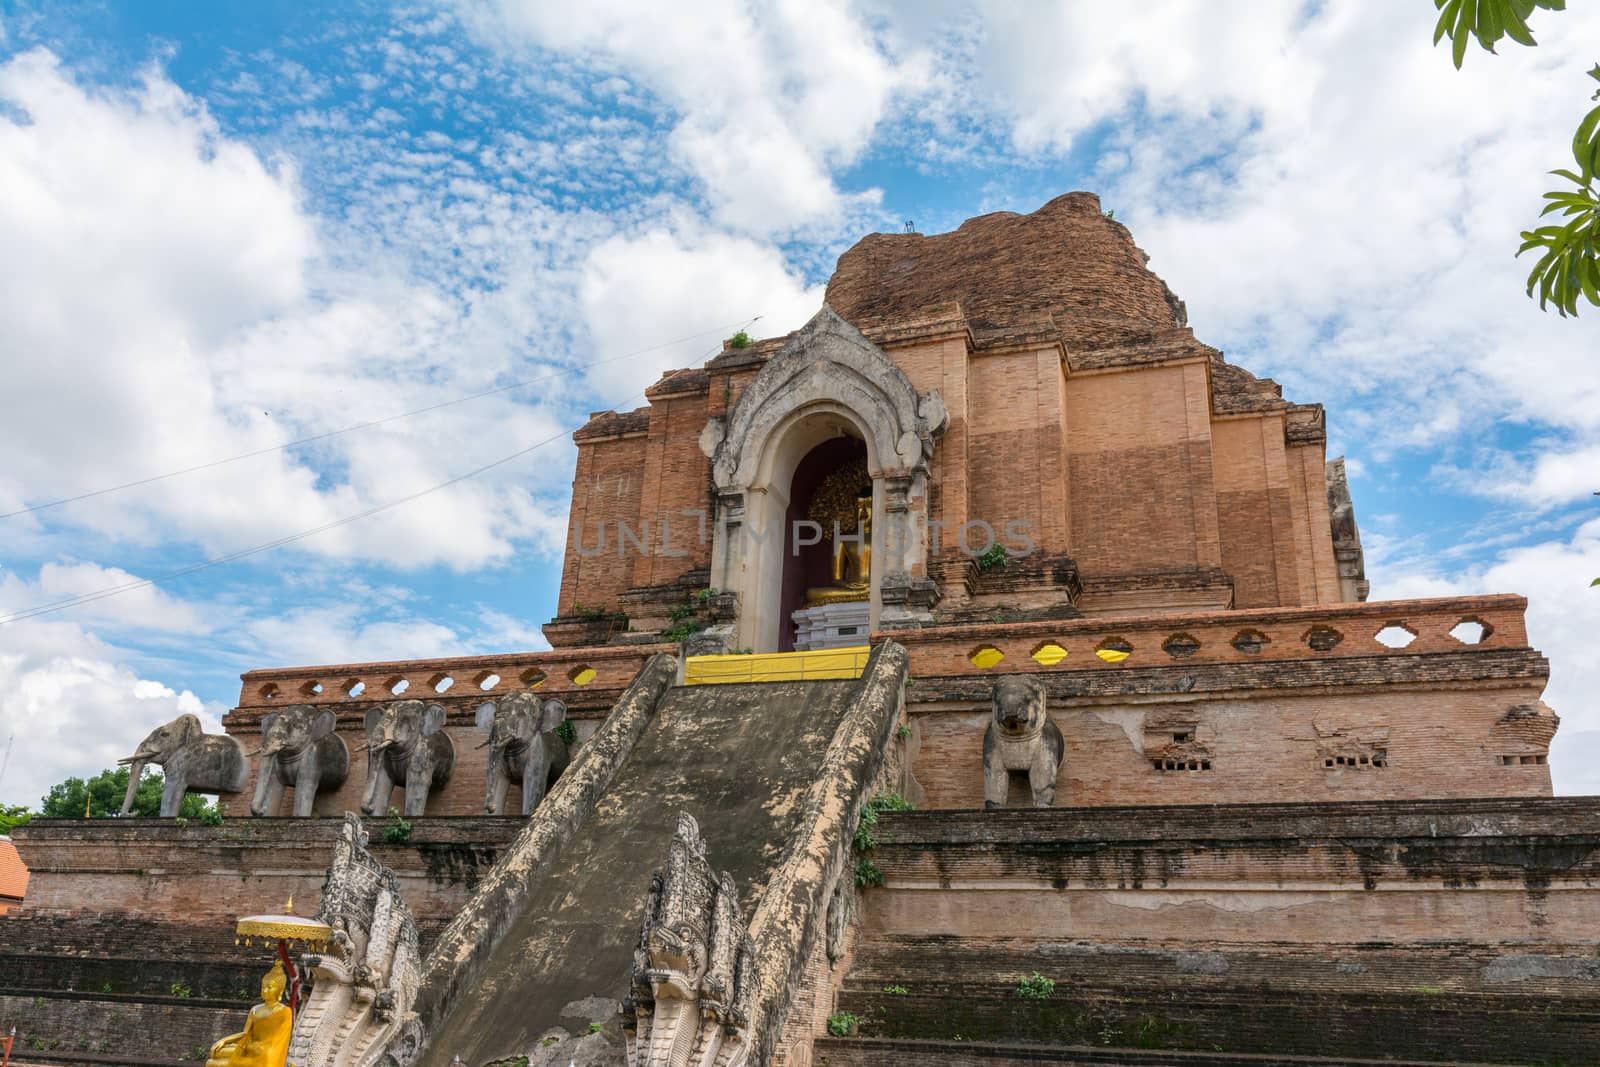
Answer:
xmin=360 ymin=700 xmax=455 ymax=818
xmin=249 ymin=704 xmax=350 ymax=817
xmin=118 ymin=713 xmax=248 ymax=817
xmin=475 ymin=693 xmax=570 ymax=816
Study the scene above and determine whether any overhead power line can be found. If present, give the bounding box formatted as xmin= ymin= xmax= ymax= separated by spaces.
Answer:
xmin=0 ymin=390 xmax=651 ymax=628
xmin=0 ymin=322 xmax=756 ymax=627
xmin=1 ymin=317 xmax=758 ymax=520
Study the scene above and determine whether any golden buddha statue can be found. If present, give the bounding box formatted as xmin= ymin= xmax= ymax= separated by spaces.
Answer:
xmin=207 ymin=960 xmax=293 ymax=1067
xmin=805 ymin=495 xmax=872 ymax=607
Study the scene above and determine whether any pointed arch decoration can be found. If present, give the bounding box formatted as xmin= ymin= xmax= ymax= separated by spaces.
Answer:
xmin=702 ymin=307 xmax=947 ymax=651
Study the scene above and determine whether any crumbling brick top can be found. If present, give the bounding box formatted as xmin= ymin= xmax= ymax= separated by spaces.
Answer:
xmin=573 ymin=406 xmax=650 ymax=441
xmin=824 ymin=191 xmax=1188 ymax=354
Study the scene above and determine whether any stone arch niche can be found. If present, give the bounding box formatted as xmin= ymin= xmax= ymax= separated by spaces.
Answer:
xmin=702 ymin=307 xmax=948 ymax=653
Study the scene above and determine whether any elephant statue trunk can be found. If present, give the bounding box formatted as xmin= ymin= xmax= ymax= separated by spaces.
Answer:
xmin=116 ymin=755 xmax=149 ymax=815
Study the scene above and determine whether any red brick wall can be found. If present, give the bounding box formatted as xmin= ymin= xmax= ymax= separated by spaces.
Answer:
xmin=559 ymin=428 xmax=649 ymax=614
xmin=1064 ymin=363 xmax=1218 ymax=577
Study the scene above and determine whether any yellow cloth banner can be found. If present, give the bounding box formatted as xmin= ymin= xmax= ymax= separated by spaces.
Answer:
xmin=684 ymin=645 xmax=871 ymax=685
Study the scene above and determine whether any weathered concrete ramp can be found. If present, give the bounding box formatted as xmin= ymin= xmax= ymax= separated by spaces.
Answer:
xmin=421 ymin=675 xmax=861 ymax=1064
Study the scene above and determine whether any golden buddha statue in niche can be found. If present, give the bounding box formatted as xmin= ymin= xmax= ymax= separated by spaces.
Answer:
xmin=206 ymin=960 xmax=293 ymax=1067
xmin=806 ymin=494 xmax=872 ymax=607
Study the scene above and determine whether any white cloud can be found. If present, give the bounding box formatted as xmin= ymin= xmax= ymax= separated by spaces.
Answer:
xmin=0 ymin=613 xmax=226 ymax=809
xmin=0 ymin=48 xmax=580 ymax=571
xmin=978 ymin=1 xmax=1600 ymax=465
xmin=457 ymin=0 xmax=907 ymax=233
xmin=1370 ymin=517 xmax=1600 ymax=795
xmin=579 ymin=225 xmax=825 ymax=397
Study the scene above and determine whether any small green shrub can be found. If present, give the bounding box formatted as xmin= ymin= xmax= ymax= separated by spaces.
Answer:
xmin=661 ymin=619 xmax=703 ymax=642
xmin=977 ymin=543 xmax=1008 ymax=571
xmin=896 ymin=724 xmax=912 ymax=741
xmin=882 ymin=984 xmax=908 ymax=995
xmin=729 ymin=330 xmax=753 ymax=349
xmin=668 ymin=603 xmax=697 ymax=621
xmin=554 ymin=720 xmax=578 ymax=745
xmin=383 ymin=806 xmax=412 ymax=845
xmin=199 ymin=803 xmax=224 ymax=827
xmin=1016 ymin=972 xmax=1054 ymax=999
xmin=825 ymin=1011 xmax=862 ymax=1037
xmin=100 ymin=981 xmax=114 ymax=994
xmin=588 ymin=1022 xmax=602 ymax=1034
xmin=169 ymin=982 xmax=194 ymax=998
xmin=854 ymin=857 xmax=884 ymax=888
xmin=697 ymin=587 xmax=717 ymax=603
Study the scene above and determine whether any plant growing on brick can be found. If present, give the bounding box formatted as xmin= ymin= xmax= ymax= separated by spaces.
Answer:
xmin=977 ymin=543 xmax=1009 ymax=571
xmin=882 ymin=984 xmax=908 ymax=995
xmin=896 ymin=724 xmax=912 ymax=741
xmin=853 ymin=857 xmax=884 ymax=888
xmin=728 ymin=330 xmax=753 ymax=348
xmin=555 ymin=720 xmax=578 ymax=745
xmin=825 ymin=1011 xmax=862 ymax=1037
xmin=383 ymin=806 xmax=412 ymax=845
xmin=661 ymin=619 xmax=703 ymax=642
xmin=1016 ymin=972 xmax=1054 ymax=999
xmin=169 ymin=981 xmax=194 ymax=998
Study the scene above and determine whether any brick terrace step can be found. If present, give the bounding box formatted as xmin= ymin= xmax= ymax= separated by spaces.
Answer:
xmin=844 ymin=936 xmax=1600 ymax=998
xmin=835 ymin=985 xmax=1599 ymax=1064
xmin=813 ymin=1037 xmax=1509 ymax=1067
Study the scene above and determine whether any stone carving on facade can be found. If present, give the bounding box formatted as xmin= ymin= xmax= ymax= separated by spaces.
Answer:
xmin=622 ymin=813 xmax=754 ymax=1067
xmin=1312 ymin=719 xmax=1391 ymax=771
xmin=118 ymin=713 xmax=249 ymax=817
xmin=360 ymin=701 xmax=456 ymax=818
xmin=475 ymin=694 xmax=570 ymax=816
xmin=1144 ymin=711 xmax=1216 ymax=773
xmin=251 ymin=705 xmax=351 ymax=817
xmin=291 ymin=813 xmax=423 ymax=1067
xmin=983 ymin=676 xmax=1064 ymax=809
xmin=1325 ymin=458 xmax=1370 ymax=602
xmin=1489 ymin=701 xmax=1560 ymax=765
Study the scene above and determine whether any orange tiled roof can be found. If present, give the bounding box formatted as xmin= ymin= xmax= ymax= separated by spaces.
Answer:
xmin=0 ymin=838 xmax=28 ymax=901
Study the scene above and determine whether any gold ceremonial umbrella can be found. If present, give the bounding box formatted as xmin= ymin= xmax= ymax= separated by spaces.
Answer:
xmin=234 ymin=897 xmax=330 ymax=1012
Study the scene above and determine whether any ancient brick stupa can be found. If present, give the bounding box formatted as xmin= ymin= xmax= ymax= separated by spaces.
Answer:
xmin=9 ymin=193 xmax=1595 ymax=1067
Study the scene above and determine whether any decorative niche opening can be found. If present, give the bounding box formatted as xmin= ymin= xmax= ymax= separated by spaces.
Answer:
xmin=1231 ymin=629 xmax=1270 ymax=655
xmin=343 ymin=679 xmax=366 ymax=699
xmin=1162 ymin=633 xmax=1200 ymax=659
xmin=1303 ymin=625 xmax=1343 ymax=652
xmin=1374 ymin=623 xmax=1417 ymax=649
xmin=1095 ymin=638 xmax=1132 ymax=664
xmin=475 ymin=671 xmax=501 ymax=691
xmin=1152 ymin=758 xmax=1212 ymax=772
xmin=969 ymin=644 xmax=1005 ymax=669
xmin=1450 ymin=617 xmax=1492 ymax=645
xmin=520 ymin=667 xmax=548 ymax=689
xmin=387 ymin=676 xmax=410 ymax=695
xmin=300 ymin=680 xmax=324 ymax=697
xmin=430 ymin=673 xmax=455 ymax=693
xmin=259 ymin=683 xmax=281 ymax=701
xmin=1031 ymin=641 xmax=1068 ymax=667
xmin=569 ymin=665 xmax=597 ymax=686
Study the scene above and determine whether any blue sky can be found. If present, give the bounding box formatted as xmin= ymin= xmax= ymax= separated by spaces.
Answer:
xmin=1 ymin=1 xmax=1597 ymax=805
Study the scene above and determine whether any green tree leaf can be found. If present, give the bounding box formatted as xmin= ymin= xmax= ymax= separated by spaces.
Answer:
xmin=39 ymin=767 xmax=207 ymax=818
